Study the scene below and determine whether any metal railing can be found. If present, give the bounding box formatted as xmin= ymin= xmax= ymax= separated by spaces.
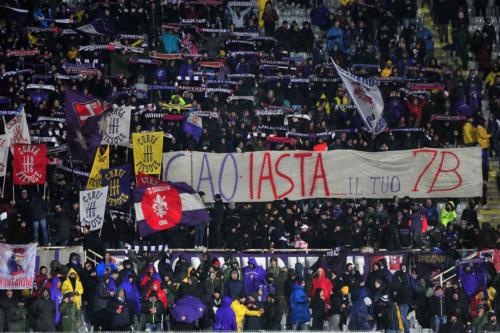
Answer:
xmin=432 ymin=251 xmax=478 ymax=286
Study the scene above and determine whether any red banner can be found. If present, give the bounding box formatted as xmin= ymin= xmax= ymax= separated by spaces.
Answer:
xmin=13 ymin=144 xmax=48 ymax=185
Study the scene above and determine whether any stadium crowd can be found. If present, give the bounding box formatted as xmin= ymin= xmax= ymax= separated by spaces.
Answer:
xmin=0 ymin=0 xmax=499 ymax=331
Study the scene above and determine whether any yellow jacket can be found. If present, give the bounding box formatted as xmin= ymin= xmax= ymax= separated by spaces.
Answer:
xmin=477 ymin=125 xmax=491 ymax=149
xmin=316 ymin=94 xmax=331 ymax=115
xmin=61 ymin=268 xmax=84 ymax=309
xmin=485 ymin=71 xmax=500 ymax=87
xmin=381 ymin=67 xmax=393 ymax=78
xmin=230 ymin=300 xmax=261 ymax=331
xmin=462 ymin=122 xmax=477 ymax=144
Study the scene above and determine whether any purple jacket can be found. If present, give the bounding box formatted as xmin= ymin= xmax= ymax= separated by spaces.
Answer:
xmin=243 ymin=258 xmax=267 ymax=296
xmin=119 ymin=275 xmax=141 ymax=315
xmin=213 ymin=297 xmax=237 ymax=331
xmin=49 ymin=277 xmax=62 ymax=324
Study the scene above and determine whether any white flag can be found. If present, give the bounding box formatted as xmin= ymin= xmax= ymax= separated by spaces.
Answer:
xmin=5 ymin=106 xmax=31 ymax=144
xmin=0 ymin=243 xmax=37 ymax=289
xmin=0 ymin=135 xmax=9 ymax=177
xmin=80 ymin=187 xmax=108 ymax=231
xmin=332 ymin=59 xmax=386 ymax=134
xmin=101 ymin=105 xmax=132 ymax=146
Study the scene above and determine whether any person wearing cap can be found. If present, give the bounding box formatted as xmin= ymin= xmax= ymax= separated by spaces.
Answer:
xmin=59 ymin=292 xmax=80 ymax=332
xmin=108 ymin=288 xmax=132 ymax=331
xmin=429 ymin=285 xmax=447 ymax=333
xmin=373 ymin=293 xmax=403 ymax=333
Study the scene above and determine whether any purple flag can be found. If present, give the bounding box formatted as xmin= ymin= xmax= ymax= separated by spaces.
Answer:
xmin=29 ymin=91 xmax=48 ymax=107
xmin=101 ymin=165 xmax=132 ymax=208
xmin=64 ymin=89 xmax=104 ymax=163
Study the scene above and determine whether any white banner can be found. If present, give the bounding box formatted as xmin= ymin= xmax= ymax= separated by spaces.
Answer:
xmin=0 ymin=243 xmax=37 ymax=289
xmin=0 ymin=135 xmax=10 ymax=177
xmin=163 ymin=148 xmax=482 ymax=202
xmin=101 ymin=105 xmax=132 ymax=146
xmin=5 ymin=107 xmax=31 ymax=145
xmin=333 ymin=60 xmax=386 ymax=134
xmin=80 ymin=187 xmax=108 ymax=231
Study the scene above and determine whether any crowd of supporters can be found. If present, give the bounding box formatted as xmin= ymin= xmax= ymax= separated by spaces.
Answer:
xmin=0 ymin=0 xmax=499 ymax=331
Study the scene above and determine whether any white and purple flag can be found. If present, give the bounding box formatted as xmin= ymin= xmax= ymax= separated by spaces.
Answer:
xmin=182 ymin=112 xmax=203 ymax=142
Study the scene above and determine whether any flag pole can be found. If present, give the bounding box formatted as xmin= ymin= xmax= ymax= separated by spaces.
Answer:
xmin=1 ymin=176 xmax=5 ymax=198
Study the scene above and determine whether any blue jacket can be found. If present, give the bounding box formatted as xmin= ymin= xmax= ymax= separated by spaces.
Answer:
xmin=290 ymin=284 xmax=311 ymax=325
xmin=348 ymin=288 xmax=374 ymax=330
xmin=327 ymin=27 xmax=345 ymax=52
xmin=96 ymin=261 xmax=117 ymax=277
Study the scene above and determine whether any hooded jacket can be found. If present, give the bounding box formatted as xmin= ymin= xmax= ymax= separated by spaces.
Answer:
xmin=311 ymin=268 xmax=333 ymax=304
xmin=119 ymin=274 xmax=141 ymax=315
xmin=31 ymin=290 xmax=57 ymax=332
xmin=49 ymin=277 xmax=63 ymax=324
xmin=440 ymin=201 xmax=457 ymax=227
xmin=290 ymin=284 xmax=311 ymax=325
xmin=243 ymin=258 xmax=266 ymax=296
xmin=214 ymin=296 xmax=237 ymax=331
xmin=225 ymin=270 xmax=244 ymax=300
xmin=146 ymin=280 xmax=168 ymax=309
xmin=61 ymin=268 xmax=84 ymax=309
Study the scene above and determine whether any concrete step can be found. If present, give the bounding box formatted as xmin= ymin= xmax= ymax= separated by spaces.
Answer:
xmin=479 ymin=208 xmax=500 ymax=215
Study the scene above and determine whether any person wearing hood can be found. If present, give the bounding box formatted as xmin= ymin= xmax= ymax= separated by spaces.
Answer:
xmin=96 ymin=252 xmax=118 ymax=278
xmin=59 ymin=292 xmax=80 ymax=332
xmin=92 ymin=275 xmax=114 ymax=331
xmin=141 ymin=291 xmax=165 ymax=331
xmin=119 ymin=259 xmax=137 ymax=283
xmin=107 ymin=288 xmax=132 ymax=331
xmin=482 ymin=311 xmax=500 ymax=332
xmin=223 ymin=257 xmax=241 ymax=282
xmin=146 ymin=280 xmax=168 ymax=310
xmin=49 ymin=277 xmax=63 ymax=326
xmin=243 ymin=258 xmax=267 ymax=296
xmin=311 ymin=268 xmax=333 ymax=305
xmin=230 ymin=294 xmax=262 ymax=331
xmin=214 ymin=296 xmax=237 ymax=331
xmin=61 ymin=268 xmax=84 ymax=310
xmin=65 ymin=253 xmax=83 ymax=277
xmin=30 ymin=288 xmax=56 ymax=332
xmin=7 ymin=295 xmax=27 ymax=332
xmin=119 ymin=273 xmax=141 ymax=317
xmin=440 ymin=201 xmax=457 ymax=227
xmin=225 ymin=270 xmax=244 ymax=300
xmin=140 ymin=263 xmax=162 ymax=289
xmin=348 ymin=288 xmax=374 ymax=331
xmin=0 ymin=290 xmax=17 ymax=330
xmin=290 ymin=279 xmax=311 ymax=330
xmin=263 ymin=293 xmax=282 ymax=330
xmin=258 ymin=273 xmax=277 ymax=302
xmin=267 ymin=257 xmax=280 ymax=279
xmin=80 ymin=261 xmax=98 ymax=310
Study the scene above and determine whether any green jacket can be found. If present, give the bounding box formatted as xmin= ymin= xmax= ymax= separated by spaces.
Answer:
xmin=8 ymin=305 xmax=27 ymax=332
xmin=473 ymin=314 xmax=488 ymax=332
xmin=59 ymin=301 xmax=80 ymax=332
xmin=440 ymin=201 xmax=457 ymax=226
